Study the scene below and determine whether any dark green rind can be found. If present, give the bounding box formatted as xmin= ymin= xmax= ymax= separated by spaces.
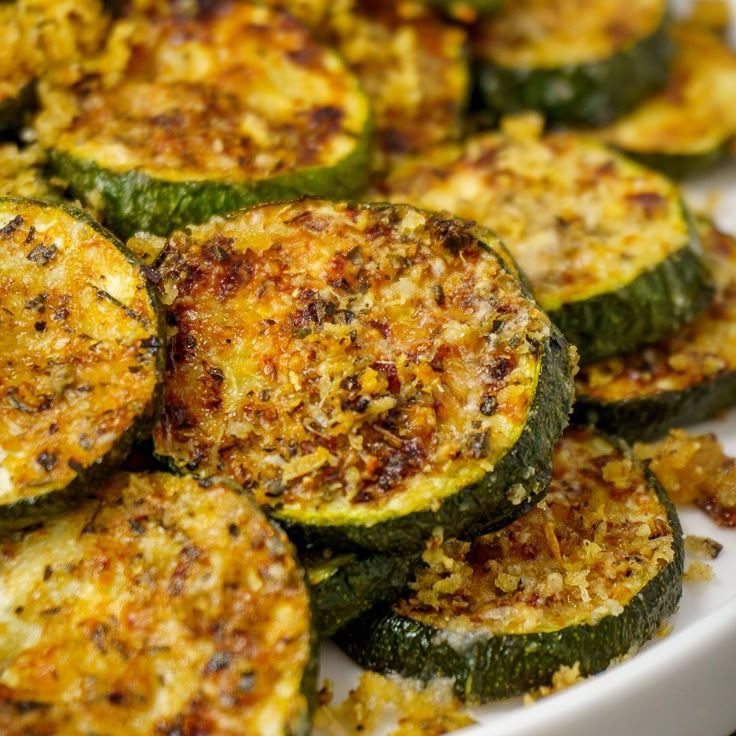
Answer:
xmin=552 ymin=218 xmax=714 ymax=365
xmin=0 ymin=197 xmax=165 ymax=531
xmin=617 ymin=145 xmax=729 ymax=180
xmin=278 ymin=326 xmax=576 ymax=554
xmin=46 ymin=122 xmax=374 ymax=239
xmin=474 ymin=16 xmax=674 ymax=127
xmin=573 ymin=370 xmax=736 ymax=443
xmin=336 ymin=454 xmax=684 ymax=703
xmin=304 ymin=550 xmax=422 ymax=637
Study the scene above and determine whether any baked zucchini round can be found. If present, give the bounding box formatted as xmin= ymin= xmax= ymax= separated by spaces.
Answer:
xmin=152 ymin=199 xmax=576 ymax=553
xmin=0 ymin=472 xmax=317 ymax=736
xmin=574 ymin=219 xmax=736 ymax=442
xmin=471 ymin=0 xmax=673 ymax=126
xmin=0 ymin=197 xmax=163 ymax=527
xmin=42 ymin=3 xmax=373 ymax=238
xmin=372 ymin=128 xmax=714 ymax=363
xmin=597 ymin=25 xmax=736 ymax=178
xmin=337 ymin=426 xmax=683 ymax=702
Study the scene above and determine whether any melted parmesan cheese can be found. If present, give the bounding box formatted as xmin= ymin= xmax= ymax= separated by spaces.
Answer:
xmin=153 ymin=200 xmax=550 ymax=526
xmin=399 ymin=428 xmax=675 ymax=635
xmin=376 ymin=130 xmax=689 ymax=311
xmin=576 ymin=220 xmax=736 ymax=401
xmin=471 ymin=0 xmax=664 ymax=68
xmin=0 ymin=473 xmax=313 ymax=735
xmin=41 ymin=3 xmax=368 ymax=183
xmin=599 ymin=25 xmax=736 ymax=155
xmin=0 ymin=200 xmax=160 ymax=502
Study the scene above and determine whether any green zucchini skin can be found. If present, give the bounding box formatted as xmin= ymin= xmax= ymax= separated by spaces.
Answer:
xmin=573 ymin=220 xmax=736 ymax=441
xmin=473 ymin=15 xmax=673 ymax=126
xmin=573 ymin=376 xmax=736 ymax=443
xmin=554 ymin=213 xmax=714 ymax=364
xmin=305 ymin=550 xmax=422 ymax=637
xmin=336 ymin=433 xmax=684 ymax=702
xmin=0 ymin=197 xmax=165 ymax=529
xmin=622 ymin=146 xmax=728 ymax=180
xmin=47 ymin=134 xmax=373 ymax=239
xmin=282 ymin=325 xmax=575 ymax=553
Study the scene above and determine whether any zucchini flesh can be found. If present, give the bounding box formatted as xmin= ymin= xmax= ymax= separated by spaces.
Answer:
xmin=471 ymin=0 xmax=673 ymax=126
xmin=597 ymin=25 xmax=736 ymax=178
xmin=574 ymin=220 xmax=736 ymax=441
xmin=0 ymin=198 xmax=162 ymax=523
xmin=373 ymin=129 xmax=713 ymax=363
xmin=41 ymin=3 xmax=372 ymax=238
xmin=153 ymin=199 xmax=575 ymax=553
xmin=337 ymin=427 xmax=683 ymax=702
xmin=0 ymin=472 xmax=317 ymax=736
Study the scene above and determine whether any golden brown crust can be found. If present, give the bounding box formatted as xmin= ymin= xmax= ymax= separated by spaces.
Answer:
xmin=0 ymin=472 xmax=313 ymax=736
xmin=153 ymin=200 xmax=550 ymax=527
xmin=43 ymin=3 xmax=368 ymax=182
xmin=0 ymin=200 xmax=159 ymax=504
xmin=401 ymin=428 xmax=675 ymax=634
xmin=471 ymin=0 xmax=664 ymax=67
xmin=576 ymin=222 xmax=736 ymax=402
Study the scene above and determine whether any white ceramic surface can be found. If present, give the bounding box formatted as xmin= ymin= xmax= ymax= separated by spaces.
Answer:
xmin=316 ymin=11 xmax=736 ymax=732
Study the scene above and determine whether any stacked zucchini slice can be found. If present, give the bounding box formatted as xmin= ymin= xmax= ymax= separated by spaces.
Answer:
xmin=2 ymin=0 xmax=733 ymax=722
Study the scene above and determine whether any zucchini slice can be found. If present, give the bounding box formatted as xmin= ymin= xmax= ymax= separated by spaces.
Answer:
xmin=152 ymin=199 xmax=576 ymax=553
xmin=41 ymin=3 xmax=372 ymax=239
xmin=372 ymin=128 xmax=714 ymax=363
xmin=574 ymin=220 xmax=736 ymax=442
xmin=267 ymin=0 xmax=469 ymax=171
xmin=0 ymin=472 xmax=317 ymax=736
xmin=337 ymin=426 xmax=684 ymax=702
xmin=596 ymin=25 xmax=736 ymax=178
xmin=471 ymin=0 xmax=673 ymax=126
xmin=0 ymin=197 xmax=162 ymax=526
xmin=304 ymin=548 xmax=422 ymax=637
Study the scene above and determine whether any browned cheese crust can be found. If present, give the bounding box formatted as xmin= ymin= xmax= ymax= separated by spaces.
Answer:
xmin=400 ymin=427 xmax=676 ymax=634
xmin=0 ymin=200 xmax=159 ymax=504
xmin=42 ymin=3 xmax=367 ymax=183
xmin=576 ymin=222 xmax=736 ymax=402
xmin=153 ymin=200 xmax=550 ymax=528
xmin=0 ymin=472 xmax=314 ymax=735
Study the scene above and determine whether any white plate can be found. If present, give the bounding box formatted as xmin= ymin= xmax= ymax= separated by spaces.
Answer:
xmin=316 ymin=15 xmax=736 ymax=735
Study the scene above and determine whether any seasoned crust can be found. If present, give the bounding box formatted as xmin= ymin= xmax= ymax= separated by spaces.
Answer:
xmin=0 ymin=472 xmax=315 ymax=736
xmin=42 ymin=3 xmax=368 ymax=183
xmin=153 ymin=200 xmax=553 ymax=530
xmin=0 ymin=199 xmax=160 ymax=506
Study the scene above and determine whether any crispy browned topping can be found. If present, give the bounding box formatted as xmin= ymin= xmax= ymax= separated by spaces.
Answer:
xmin=153 ymin=200 xmax=550 ymax=526
xmin=0 ymin=473 xmax=313 ymax=735
xmin=399 ymin=428 xmax=675 ymax=634
xmin=636 ymin=428 xmax=736 ymax=528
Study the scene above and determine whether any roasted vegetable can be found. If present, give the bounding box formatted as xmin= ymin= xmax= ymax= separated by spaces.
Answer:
xmin=337 ymin=427 xmax=683 ymax=702
xmin=472 ymin=0 xmax=673 ymax=126
xmin=575 ymin=220 xmax=736 ymax=441
xmin=0 ymin=197 xmax=162 ymax=527
xmin=597 ymin=25 xmax=736 ymax=177
xmin=41 ymin=2 xmax=373 ymax=238
xmin=153 ymin=199 xmax=576 ymax=553
xmin=0 ymin=472 xmax=318 ymax=736
xmin=372 ymin=126 xmax=713 ymax=363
